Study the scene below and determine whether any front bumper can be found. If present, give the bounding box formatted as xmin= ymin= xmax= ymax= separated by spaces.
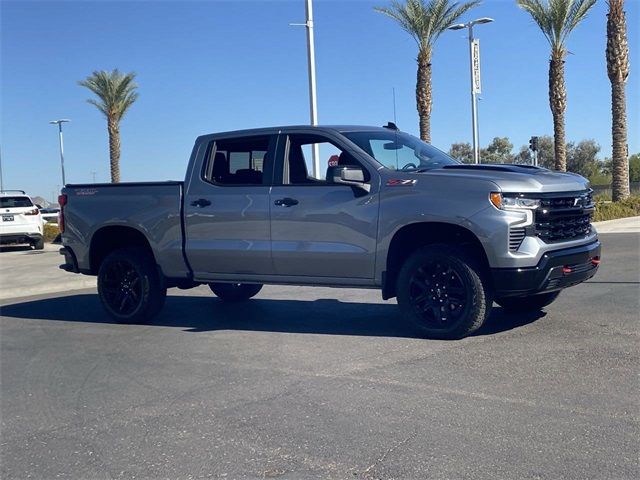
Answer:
xmin=491 ymin=240 xmax=601 ymax=297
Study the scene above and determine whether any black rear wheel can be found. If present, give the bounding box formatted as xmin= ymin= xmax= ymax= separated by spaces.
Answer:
xmin=209 ymin=283 xmax=263 ymax=302
xmin=98 ymin=247 xmax=166 ymax=323
xmin=397 ymin=246 xmax=492 ymax=339
xmin=496 ymin=291 xmax=560 ymax=312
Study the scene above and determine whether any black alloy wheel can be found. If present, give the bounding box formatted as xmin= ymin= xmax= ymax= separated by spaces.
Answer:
xmin=407 ymin=260 xmax=470 ymax=328
xmin=397 ymin=245 xmax=492 ymax=339
xmin=208 ymin=283 xmax=263 ymax=302
xmin=100 ymin=259 xmax=144 ymax=317
xmin=98 ymin=247 xmax=166 ymax=323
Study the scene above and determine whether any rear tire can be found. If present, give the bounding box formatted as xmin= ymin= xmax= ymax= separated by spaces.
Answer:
xmin=98 ymin=247 xmax=166 ymax=323
xmin=396 ymin=245 xmax=492 ymax=339
xmin=495 ymin=291 xmax=560 ymax=312
xmin=33 ymin=238 xmax=45 ymax=250
xmin=209 ymin=283 xmax=263 ymax=302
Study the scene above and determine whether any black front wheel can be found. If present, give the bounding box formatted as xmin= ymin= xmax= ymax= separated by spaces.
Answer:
xmin=209 ymin=283 xmax=263 ymax=302
xmin=98 ymin=247 xmax=166 ymax=323
xmin=495 ymin=291 xmax=560 ymax=312
xmin=396 ymin=245 xmax=492 ymax=339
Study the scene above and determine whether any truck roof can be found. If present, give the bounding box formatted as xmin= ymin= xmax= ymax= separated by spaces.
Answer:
xmin=196 ymin=125 xmax=393 ymax=142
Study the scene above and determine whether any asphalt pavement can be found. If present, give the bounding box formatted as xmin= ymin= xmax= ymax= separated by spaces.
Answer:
xmin=0 ymin=231 xmax=638 ymax=479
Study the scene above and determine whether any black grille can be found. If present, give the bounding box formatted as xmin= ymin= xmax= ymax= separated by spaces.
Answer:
xmin=535 ymin=191 xmax=594 ymax=243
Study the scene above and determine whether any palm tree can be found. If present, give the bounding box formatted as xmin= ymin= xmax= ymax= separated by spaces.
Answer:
xmin=78 ymin=70 xmax=139 ymax=183
xmin=375 ymin=0 xmax=480 ymax=142
xmin=516 ymin=0 xmax=596 ymax=171
xmin=606 ymin=0 xmax=630 ymax=201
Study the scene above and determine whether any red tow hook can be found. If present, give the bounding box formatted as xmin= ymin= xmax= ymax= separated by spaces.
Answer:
xmin=591 ymin=256 xmax=601 ymax=266
xmin=562 ymin=266 xmax=573 ymax=275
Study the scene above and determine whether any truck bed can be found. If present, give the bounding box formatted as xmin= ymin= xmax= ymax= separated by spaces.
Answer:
xmin=61 ymin=181 xmax=189 ymax=279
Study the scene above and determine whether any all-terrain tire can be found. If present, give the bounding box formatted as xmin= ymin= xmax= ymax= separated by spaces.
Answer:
xmin=396 ymin=245 xmax=492 ymax=339
xmin=495 ymin=291 xmax=561 ymax=312
xmin=97 ymin=247 xmax=167 ymax=323
xmin=208 ymin=283 xmax=263 ymax=302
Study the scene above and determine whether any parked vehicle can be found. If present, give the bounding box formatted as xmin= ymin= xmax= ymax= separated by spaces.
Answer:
xmin=1 ymin=190 xmax=45 ymax=249
xmin=59 ymin=125 xmax=600 ymax=338
xmin=39 ymin=207 xmax=60 ymax=223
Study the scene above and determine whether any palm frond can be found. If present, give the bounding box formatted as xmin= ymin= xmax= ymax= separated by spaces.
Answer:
xmin=79 ymin=69 xmax=139 ymax=122
xmin=375 ymin=0 xmax=481 ymax=49
xmin=563 ymin=0 xmax=597 ymax=42
xmin=516 ymin=0 xmax=596 ymax=53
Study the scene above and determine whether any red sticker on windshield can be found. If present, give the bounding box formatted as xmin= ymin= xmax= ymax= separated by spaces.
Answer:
xmin=386 ymin=179 xmax=417 ymax=186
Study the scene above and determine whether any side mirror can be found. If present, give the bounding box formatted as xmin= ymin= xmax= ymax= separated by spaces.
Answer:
xmin=327 ymin=165 xmax=370 ymax=192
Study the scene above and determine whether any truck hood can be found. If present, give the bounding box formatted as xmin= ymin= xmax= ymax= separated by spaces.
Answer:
xmin=428 ymin=164 xmax=590 ymax=193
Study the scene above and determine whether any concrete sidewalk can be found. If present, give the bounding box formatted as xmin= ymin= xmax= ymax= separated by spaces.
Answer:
xmin=0 ymin=216 xmax=637 ymax=302
xmin=593 ymin=215 xmax=639 ymax=233
xmin=0 ymin=244 xmax=95 ymax=301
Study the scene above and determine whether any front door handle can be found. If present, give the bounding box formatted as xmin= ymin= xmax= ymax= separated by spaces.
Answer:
xmin=274 ymin=197 xmax=299 ymax=207
xmin=190 ymin=198 xmax=212 ymax=208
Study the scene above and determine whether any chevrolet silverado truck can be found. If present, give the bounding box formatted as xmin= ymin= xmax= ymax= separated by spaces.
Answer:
xmin=59 ymin=124 xmax=600 ymax=339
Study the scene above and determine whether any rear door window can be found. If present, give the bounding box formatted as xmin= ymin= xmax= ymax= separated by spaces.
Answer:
xmin=202 ymin=135 xmax=275 ymax=186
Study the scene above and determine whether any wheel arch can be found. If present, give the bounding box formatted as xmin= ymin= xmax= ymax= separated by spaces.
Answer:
xmin=382 ymin=221 xmax=490 ymax=300
xmin=89 ymin=225 xmax=155 ymax=274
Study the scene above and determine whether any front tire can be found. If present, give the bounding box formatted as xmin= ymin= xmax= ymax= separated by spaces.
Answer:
xmin=396 ymin=245 xmax=492 ymax=339
xmin=209 ymin=283 xmax=263 ymax=302
xmin=98 ymin=247 xmax=166 ymax=323
xmin=33 ymin=238 xmax=45 ymax=250
xmin=495 ymin=291 xmax=560 ymax=312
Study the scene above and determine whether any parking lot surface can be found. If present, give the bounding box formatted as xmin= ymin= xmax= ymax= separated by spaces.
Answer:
xmin=1 ymin=233 xmax=638 ymax=479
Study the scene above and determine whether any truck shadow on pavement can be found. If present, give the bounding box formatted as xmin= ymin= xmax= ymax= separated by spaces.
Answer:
xmin=0 ymin=293 xmax=545 ymax=339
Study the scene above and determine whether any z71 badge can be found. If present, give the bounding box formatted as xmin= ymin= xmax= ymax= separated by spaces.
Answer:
xmin=386 ymin=179 xmax=417 ymax=186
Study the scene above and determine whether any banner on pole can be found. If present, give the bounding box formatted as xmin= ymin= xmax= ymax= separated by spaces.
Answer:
xmin=472 ymin=39 xmax=481 ymax=94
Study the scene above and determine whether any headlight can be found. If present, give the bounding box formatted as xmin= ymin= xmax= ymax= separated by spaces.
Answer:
xmin=490 ymin=192 xmax=540 ymax=210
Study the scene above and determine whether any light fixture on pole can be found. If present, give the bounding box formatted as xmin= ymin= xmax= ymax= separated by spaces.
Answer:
xmin=290 ymin=0 xmax=320 ymax=177
xmin=448 ymin=17 xmax=493 ymax=164
xmin=49 ymin=119 xmax=70 ymax=186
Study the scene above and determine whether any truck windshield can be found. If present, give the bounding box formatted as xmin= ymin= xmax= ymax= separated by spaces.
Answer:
xmin=343 ymin=130 xmax=459 ymax=171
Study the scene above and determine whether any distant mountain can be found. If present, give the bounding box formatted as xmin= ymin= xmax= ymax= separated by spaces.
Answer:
xmin=32 ymin=196 xmax=57 ymax=208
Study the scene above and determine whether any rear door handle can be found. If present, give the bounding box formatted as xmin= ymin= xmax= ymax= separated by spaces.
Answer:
xmin=190 ymin=198 xmax=212 ymax=208
xmin=274 ymin=197 xmax=299 ymax=207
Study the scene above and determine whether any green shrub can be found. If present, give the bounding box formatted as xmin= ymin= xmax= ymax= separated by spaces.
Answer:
xmin=43 ymin=223 xmax=60 ymax=242
xmin=593 ymin=195 xmax=640 ymax=222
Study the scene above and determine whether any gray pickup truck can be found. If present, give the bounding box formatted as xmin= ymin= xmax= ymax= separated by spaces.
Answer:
xmin=59 ymin=124 xmax=600 ymax=338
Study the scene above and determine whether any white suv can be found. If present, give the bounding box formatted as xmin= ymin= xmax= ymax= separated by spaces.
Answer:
xmin=0 ymin=191 xmax=45 ymax=249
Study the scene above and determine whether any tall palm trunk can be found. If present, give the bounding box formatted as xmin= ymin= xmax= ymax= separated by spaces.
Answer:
xmin=607 ymin=0 xmax=630 ymax=201
xmin=108 ymin=119 xmax=121 ymax=183
xmin=549 ymin=52 xmax=567 ymax=171
xmin=416 ymin=48 xmax=432 ymax=142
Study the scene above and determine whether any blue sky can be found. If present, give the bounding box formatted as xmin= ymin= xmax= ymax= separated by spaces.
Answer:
xmin=1 ymin=0 xmax=638 ymax=201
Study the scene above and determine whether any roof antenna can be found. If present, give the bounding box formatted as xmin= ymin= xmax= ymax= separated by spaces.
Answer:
xmin=391 ymin=87 xmax=399 ymax=169
xmin=393 ymin=87 xmax=398 ymax=124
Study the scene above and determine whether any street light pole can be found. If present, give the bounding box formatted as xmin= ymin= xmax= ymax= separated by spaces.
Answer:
xmin=0 ymin=145 xmax=4 ymax=191
xmin=448 ymin=18 xmax=493 ymax=164
xmin=468 ymin=23 xmax=480 ymax=164
xmin=290 ymin=0 xmax=320 ymax=177
xmin=49 ymin=119 xmax=70 ymax=186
